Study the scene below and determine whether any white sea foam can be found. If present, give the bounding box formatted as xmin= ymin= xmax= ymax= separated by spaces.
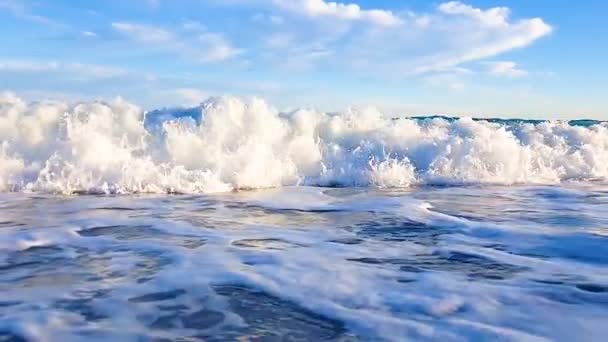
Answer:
xmin=1 ymin=93 xmax=607 ymax=194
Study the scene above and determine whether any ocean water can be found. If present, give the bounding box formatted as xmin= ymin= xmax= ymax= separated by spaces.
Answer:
xmin=1 ymin=94 xmax=608 ymax=341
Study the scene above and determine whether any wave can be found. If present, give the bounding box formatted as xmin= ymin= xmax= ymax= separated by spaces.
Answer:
xmin=1 ymin=92 xmax=607 ymax=194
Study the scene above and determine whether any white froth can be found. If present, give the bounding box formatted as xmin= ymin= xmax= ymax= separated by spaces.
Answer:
xmin=1 ymin=94 xmax=607 ymax=194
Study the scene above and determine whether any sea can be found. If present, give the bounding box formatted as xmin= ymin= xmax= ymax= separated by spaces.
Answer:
xmin=1 ymin=93 xmax=607 ymax=341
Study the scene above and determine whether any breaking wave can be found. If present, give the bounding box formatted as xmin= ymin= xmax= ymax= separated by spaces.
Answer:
xmin=1 ymin=92 xmax=607 ymax=194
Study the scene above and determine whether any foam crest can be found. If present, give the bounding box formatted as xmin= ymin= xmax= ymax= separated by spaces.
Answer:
xmin=1 ymin=93 xmax=607 ymax=194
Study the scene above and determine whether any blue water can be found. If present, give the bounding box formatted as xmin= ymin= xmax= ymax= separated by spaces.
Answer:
xmin=1 ymin=184 xmax=607 ymax=341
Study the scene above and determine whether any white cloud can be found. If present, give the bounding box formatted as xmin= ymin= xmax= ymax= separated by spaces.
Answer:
xmin=112 ymin=22 xmax=173 ymax=44
xmin=438 ymin=1 xmax=511 ymax=26
xmin=408 ymin=2 xmax=552 ymax=73
xmin=0 ymin=60 xmax=129 ymax=80
xmin=81 ymin=30 xmax=97 ymax=38
xmin=0 ymin=0 xmax=61 ymax=26
xmin=270 ymin=0 xmax=401 ymax=27
xmin=259 ymin=33 xmax=334 ymax=71
xmin=483 ymin=61 xmax=527 ymax=78
xmin=248 ymin=1 xmax=552 ymax=76
xmin=112 ymin=21 xmax=242 ymax=63
xmin=198 ymin=33 xmax=242 ymax=63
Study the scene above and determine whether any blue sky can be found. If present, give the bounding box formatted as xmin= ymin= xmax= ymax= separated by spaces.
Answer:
xmin=0 ymin=0 xmax=606 ymax=119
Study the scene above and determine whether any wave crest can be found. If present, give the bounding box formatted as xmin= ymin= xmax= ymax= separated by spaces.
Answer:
xmin=1 ymin=93 xmax=607 ymax=194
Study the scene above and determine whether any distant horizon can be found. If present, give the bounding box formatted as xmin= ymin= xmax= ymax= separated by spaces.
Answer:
xmin=4 ymin=91 xmax=604 ymax=122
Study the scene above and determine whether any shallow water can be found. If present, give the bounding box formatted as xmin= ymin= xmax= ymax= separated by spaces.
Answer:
xmin=1 ymin=184 xmax=608 ymax=341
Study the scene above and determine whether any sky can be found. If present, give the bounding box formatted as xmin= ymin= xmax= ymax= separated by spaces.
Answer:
xmin=0 ymin=0 xmax=606 ymax=119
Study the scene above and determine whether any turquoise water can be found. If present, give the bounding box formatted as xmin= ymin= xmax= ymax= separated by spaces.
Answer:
xmin=408 ymin=115 xmax=605 ymax=127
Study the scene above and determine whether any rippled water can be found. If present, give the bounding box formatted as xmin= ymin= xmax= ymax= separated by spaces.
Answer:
xmin=1 ymin=184 xmax=608 ymax=341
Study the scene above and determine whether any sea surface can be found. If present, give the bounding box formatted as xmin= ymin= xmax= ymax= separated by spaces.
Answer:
xmin=1 ymin=185 xmax=608 ymax=341
xmin=1 ymin=94 xmax=608 ymax=340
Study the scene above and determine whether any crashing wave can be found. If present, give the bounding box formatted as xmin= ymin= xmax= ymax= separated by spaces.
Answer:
xmin=1 ymin=92 xmax=607 ymax=194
